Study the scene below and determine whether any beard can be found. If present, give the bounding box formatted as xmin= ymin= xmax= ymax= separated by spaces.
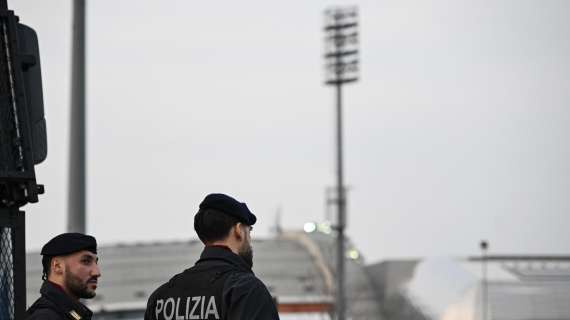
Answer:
xmin=238 ymin=240 xmax=254 ymax=269
xmin=64 ymin=269 xmax=96 ymax=299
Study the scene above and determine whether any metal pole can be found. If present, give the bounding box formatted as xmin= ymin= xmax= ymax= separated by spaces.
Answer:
xmin=480 ymin=240 xmax=488 ymax=320
xmin=324 ymin=8 xmax=358 ymax=319
xmin=68 ymin=0 xmax=86 ymax=233
xmin=12 ymin=210 xmax=25 ymax=320
xmin=335 ymin=80 xmax=346 ymax=320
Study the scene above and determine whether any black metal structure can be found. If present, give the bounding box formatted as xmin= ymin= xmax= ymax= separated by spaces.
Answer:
xmin=0 ymin=0 xmax=46 ymax=318
xmin=0 ymin=209 xmax=25 ymax=320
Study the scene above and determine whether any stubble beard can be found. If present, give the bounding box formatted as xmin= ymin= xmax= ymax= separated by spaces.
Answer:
xmin=239 ymin=240 xmax=254 ymax=269
xmin=64 ymin=269 xmax=96 ymax=299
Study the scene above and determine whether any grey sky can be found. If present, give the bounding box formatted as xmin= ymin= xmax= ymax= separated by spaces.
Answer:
xmin=12 ymin=0 xmax=570 ymax=263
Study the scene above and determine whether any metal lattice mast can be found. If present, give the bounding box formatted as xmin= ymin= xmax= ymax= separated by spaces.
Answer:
xmin=324 ymin=7 xmax=359 ymax=320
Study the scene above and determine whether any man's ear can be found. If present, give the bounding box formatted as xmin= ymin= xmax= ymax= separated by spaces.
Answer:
xmin=51 ymin=257 xmax=65 ymax=276
xmin=234 ymin=223 xmax=244 ymax=240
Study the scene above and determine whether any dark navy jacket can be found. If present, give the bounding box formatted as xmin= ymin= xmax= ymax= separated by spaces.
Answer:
xmin=145 ymin=246 xmax=280 ymax=320
xmin=26 ymin=281 xmax=93 ymax=320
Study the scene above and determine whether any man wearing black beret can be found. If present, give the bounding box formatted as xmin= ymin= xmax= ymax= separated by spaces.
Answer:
xmin=26 ymin=233 xmax=101 ymax=320
xmin=145 ymin=193 xmax=280 ymax=320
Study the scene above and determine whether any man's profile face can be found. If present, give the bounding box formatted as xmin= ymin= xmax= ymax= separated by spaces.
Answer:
xmin=238 ymin=225 xmax=254 ymax=268
xmin=62 ymin=250 xmax=101 ymax=299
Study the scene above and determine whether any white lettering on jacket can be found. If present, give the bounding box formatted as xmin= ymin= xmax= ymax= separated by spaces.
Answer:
xmin=155 ymin=296 xmax=219 ymax=320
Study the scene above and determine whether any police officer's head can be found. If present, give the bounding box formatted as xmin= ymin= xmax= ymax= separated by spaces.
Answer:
xmin=40 ymin=233 xmax=101 ymax=300
xmin=195 ymin=193 xmax=257 ymax=267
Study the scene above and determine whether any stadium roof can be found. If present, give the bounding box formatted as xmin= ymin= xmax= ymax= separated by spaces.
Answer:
xmin=28 ymin=228 xmax=570 ymax=320
xmin=26 ymin=230 xmax=383 ymax=319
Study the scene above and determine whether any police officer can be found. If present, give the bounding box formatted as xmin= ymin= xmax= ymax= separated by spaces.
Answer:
xmin=26 ymin=233 xmax=101 ymax=320
xmin=145 ymin=193 xmax=280 ymax=320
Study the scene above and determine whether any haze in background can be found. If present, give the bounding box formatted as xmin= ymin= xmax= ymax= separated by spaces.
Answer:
xmin=13 ymin=0 xmax=570 ymax=263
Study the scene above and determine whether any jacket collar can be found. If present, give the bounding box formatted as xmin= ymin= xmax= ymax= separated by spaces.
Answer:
xmin=197 ymin=245 xmax=253 ymax=273
xmin=40 ymin=281 xmax=93 ymax=320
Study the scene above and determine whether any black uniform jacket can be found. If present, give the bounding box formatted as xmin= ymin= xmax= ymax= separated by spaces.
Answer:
xmin=145 ymin=246 xmax=280 ymax=320
xmin=26 ymin=281 xmax=93 ymax=320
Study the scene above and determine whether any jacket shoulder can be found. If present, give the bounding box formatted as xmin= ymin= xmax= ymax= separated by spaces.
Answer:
xmin=222 ymin=272 xmax=279 ymax=319
xmin=227 ymin=270 xmax=266 ymax=290
xmin=223 ymin=270 xmax=274 ymax=302
xmin=27 ymin=304 xmax=63 ymax=320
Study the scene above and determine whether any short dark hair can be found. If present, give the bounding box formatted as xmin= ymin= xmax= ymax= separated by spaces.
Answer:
xmin=41 ymin=255 xmax=52 ymax=280
xmin=194 ymin=208 xmax=240 ymax=243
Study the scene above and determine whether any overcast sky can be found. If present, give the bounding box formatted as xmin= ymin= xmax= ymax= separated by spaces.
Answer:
xmin=12 ymin=0 xmax=570 ymax=264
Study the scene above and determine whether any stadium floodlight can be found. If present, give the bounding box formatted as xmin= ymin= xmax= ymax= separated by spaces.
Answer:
xmin=304 ymin=222 xmax=317 ymax=233
xmin=317 ymin=222 xmax=332 ymax=235
xmin=348 ymin=249 xmax=359 ymax=260
xmin=323 ymin=6 xmax=359 ymax=320
xmin=324 ymin=7 xmax=359 ymax=85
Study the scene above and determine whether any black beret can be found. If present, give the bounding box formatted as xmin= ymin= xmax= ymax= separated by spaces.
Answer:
xmin=41 ymin=233 xmax=97 ymax=257
xmin=199 ymin=193 xmax=257 ymax=225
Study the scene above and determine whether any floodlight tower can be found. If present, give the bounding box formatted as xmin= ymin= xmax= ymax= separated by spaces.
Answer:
xmin=323 ymin=7 xmax=359 ymax=320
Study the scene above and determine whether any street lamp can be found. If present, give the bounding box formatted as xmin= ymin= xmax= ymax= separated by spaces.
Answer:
xmin=480 ymin=240 xmax=489 ymax=320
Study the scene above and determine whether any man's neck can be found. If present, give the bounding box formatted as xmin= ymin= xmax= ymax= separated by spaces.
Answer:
xmin=205 ymin=241 xmax=239 ymax=255
xmin=47 ymin=279 xmax=79 ymax=301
